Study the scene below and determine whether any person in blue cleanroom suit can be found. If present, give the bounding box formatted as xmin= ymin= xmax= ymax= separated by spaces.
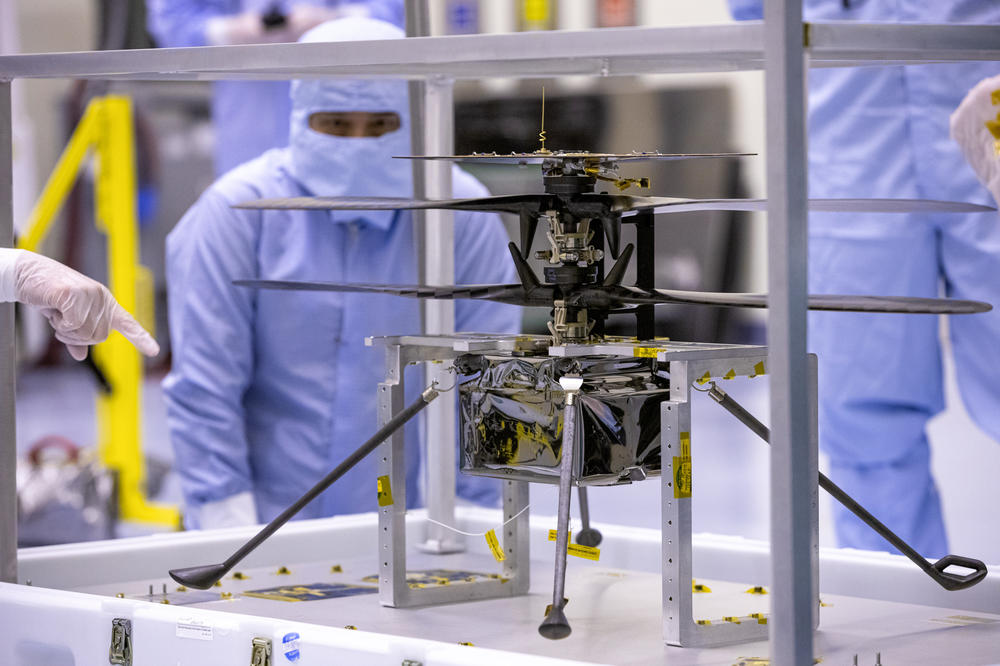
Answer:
xmin=163 ymin=17 xmax=520 ymax=529
xmin=729 ymin=1 xmax=1000 ymax=557
xmin=146 ymin=0 xmax=404 ymax=176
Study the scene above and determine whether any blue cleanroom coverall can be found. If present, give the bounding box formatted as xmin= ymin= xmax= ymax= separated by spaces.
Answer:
xmin=146 ymin=0 xmax=404 ymax=175
xmin=729 ymin=1 xmax=1000 ymax=556
xmin=163 ymin=17 xmax=519 ymax=528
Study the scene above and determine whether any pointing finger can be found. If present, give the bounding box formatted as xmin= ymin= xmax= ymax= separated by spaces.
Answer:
xmin=112 ymin=304 xmax=160 ymax=357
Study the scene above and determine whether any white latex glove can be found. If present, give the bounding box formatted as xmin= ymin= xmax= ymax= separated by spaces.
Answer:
xmin=0 ymin=248 xmax=159 ymax=361
xmin=198 ymin=491 xmax=258 ymax=529
xmin=205 ymin=11 xmax=269 ymax=45
xmin=951 ymin=73 xmax=1000 ymax=205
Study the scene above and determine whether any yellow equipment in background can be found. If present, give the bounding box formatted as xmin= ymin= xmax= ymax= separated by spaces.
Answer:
xmin=18 ymin=95 xmax=180 ymax=529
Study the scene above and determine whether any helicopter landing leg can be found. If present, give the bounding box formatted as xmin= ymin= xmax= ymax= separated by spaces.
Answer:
xmin=539 ymin=375 xmax=584 ymax=640
xmin=576 ymin=486 xmax=603 ymax=548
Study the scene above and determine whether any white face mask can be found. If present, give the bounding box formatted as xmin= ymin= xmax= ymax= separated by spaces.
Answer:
xmin=288 ymin=19 xmax=413 ymax=229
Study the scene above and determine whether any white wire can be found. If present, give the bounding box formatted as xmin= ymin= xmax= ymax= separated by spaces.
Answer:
xmin=424 ymin=503 xmax=531 ymax=537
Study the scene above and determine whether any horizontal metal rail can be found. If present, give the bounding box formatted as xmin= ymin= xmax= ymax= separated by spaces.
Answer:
xmin=1 ymin=23 xmax=999 ymax=82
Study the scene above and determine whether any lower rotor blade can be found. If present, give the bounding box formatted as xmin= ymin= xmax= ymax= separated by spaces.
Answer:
xmin=615 ymin=196 xmax=996 ymax=215
xmin=234 ymin=279 xmax=547 ymax=307
xmin=234 ymin=193 xmax=551 ymax=215
xmin=611 ymin=286 xmax=991 ymax=315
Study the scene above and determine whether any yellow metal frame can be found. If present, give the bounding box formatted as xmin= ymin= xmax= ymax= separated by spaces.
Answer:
xmin=19 ymin=95 xmax=180 ymax=528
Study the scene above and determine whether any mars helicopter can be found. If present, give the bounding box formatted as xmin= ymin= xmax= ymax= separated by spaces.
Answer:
xmin=170 ymin=120 xmax=993 ymax=640
xmin=232 ymin=147 xmax=991 ymax=346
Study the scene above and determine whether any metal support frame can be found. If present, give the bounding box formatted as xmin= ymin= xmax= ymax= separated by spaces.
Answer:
xmin=374 ymin=336 xmax=529 ymax=608
xmin=0 ymin=80 xmax=15 ymax=584
xmin=662 ymin=354 xmax=818 ymax=647
xmin=764 ymin=2 xmax=815 ymax=662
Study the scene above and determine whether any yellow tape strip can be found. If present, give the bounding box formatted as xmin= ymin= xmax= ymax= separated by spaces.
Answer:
xmin=696 ymin=371 xmax=712 ymax=385
xmin=633 ymin=347 xmax=663 ymax=358
xmin=567 ymin=544 xmax=600 ymax=561
xmin=376 ymin=475 xmax=394 ymax=507
xmin=723 ymin=368 xmax=737 ymax=380
xmin=485 ymin=529 xmax=505 ymax=562
xmin=750 ymin=360 xmax=766 ymax=378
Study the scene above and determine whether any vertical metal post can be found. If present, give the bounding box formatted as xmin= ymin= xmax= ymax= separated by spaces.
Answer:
xmin=407 ymin=0 xmax=461 ymax=553
xmin=763 ymin=0 xmax=814 ymax=663
xmin=377 ymin=344 xmax=408 ymax=605
xmin=419 ymin=77 xmax=459 ymax=553
xmin=0 ymin=80 xmax=15 ymax=583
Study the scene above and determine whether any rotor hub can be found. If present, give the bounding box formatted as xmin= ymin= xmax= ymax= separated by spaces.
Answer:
xmin=543 ymin=174 xmax=596 ymax=196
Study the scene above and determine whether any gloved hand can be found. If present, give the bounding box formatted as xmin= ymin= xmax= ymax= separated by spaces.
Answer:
xmin=198 ymin=491 xmax=258 ymax=529
xmin=951 ymin=73 xmax=1000 ymax=205
xmin=0 ymin=249 xmax=159 ymax=361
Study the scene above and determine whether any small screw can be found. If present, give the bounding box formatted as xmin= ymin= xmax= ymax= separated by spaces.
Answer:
xmin=875 ymin=653 xmax=882 ymax=666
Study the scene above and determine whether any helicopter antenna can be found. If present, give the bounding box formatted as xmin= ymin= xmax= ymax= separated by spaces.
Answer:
xmin=538 ymin=86 xmax=550 ymax=154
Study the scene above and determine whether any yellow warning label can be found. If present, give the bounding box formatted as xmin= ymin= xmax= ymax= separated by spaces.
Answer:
xmin=673 ymin=457 xmax=692 ymax=498
xmin=633 ymin=346 xmax=663 ymax=358
xmin=567 ymin=544 xmax=601 ymax=561
xmin=376 ymin=475 xmax=394 ymax=507
xmin=750 ymin=360 xmax=766 ymax=378
xmin=485 ymin=529 xmax=505 ymax=562
xmin=547 ymin=529 xmax=572 ymax=541
xmin=696 ymin=370 xmax=712 ymax=385
xmin=723 ymin=368 xmax=737 ymax=380
xmin=674 ymin=432 xmax=692 ymax=498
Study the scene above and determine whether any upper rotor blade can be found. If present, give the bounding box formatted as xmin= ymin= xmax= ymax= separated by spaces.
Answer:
xmin=611 ymin=286 xmax=991 ymax=315
xmin=234 ymin=279 xmax=549 ymax=307
xmin=235 ymin=193 xmax=551 ymax=214
xmin=616 ymin=196 xmax=996 ymax=215
xmin=394 ymin=151 xmax=755 ymax=164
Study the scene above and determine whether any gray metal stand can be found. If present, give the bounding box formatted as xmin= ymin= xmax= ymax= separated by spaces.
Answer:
xmin=373 ymin=335 xmax=530 ymax=608
xmin=662 ymin=353 xmax=819 ymax=648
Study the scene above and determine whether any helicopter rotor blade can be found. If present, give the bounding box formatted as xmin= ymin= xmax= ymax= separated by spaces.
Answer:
xmin=235 ymin=193 xmax=553 ymax=215
xmin=613 ymin=196 xmax=996 ymax=216
xmin=393 ymin=151 xmax=755 ymax=164
xmin=236 ymin=277 xmax=990 ymax=316
xmin=608 ymin=286 xmax=991 ymax=315
xmin=234 ymin=278 xmax=554 ymax=308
